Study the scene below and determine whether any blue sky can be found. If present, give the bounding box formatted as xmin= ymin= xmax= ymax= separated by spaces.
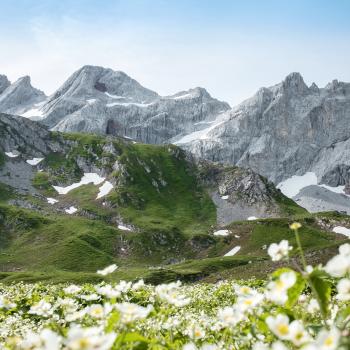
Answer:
xmin=1 ymin=0 xmax=349 ymax=105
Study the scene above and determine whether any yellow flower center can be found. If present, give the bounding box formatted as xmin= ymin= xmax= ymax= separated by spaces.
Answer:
xmin=276 ymin=280 xmax=286 ymax=290
xmin=277 ymin=324 xmax=289 ymax=336
xmin=324 ymin=336 xmax=334 ymax=346
xmin=78 ymin=338 xmax=91 ymax=349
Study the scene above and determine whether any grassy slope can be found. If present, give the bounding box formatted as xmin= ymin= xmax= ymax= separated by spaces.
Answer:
xmin=0 ymin=132 xmax=348 ymax=284
xmin=0 ymin=202 xmax=348 ymax=284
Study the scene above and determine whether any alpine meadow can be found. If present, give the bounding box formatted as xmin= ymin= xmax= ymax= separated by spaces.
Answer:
xmin=0 ymin=1 xmax=349 ymax=349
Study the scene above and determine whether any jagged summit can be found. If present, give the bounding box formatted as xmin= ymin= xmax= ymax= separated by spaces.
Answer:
xmin=0 ymin=74 xmax=10 ymax=94
xmin=281 ymin=72 xmax=309 ymax=95
xmin=0 ymin=76 xmax=46 ymax=116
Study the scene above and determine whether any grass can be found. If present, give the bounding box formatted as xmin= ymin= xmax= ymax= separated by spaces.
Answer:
xmin=0 ymin=200 xmax=348 ymax=284
xmin=110 ymin=143 xmax=216 ymax=236
xmin=1 ymin=131 xmax=348 ymax=284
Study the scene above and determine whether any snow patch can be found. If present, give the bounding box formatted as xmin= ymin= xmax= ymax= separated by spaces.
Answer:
xmin=65 ymin=206 xmax=78 ymax=214
xmin=47 ymin=198 xmax=59 ymax=205
xmin=213 ymin=229 xmax=230 ymax=236
xmin=105 ymin=92 xmax=125 ymax=99
xmin=174 ymin=112 xmax=229 ymax=144
xmin=97 ymin=181 xmax=114 ymax=199
xmin=53 ymin=173 xmax=105 ymax=195
xmin=332 ymin=226 xmax=350 ymax=238
xmin=277 ymin=172 xmax=349 ymax=198
xmin=224 ymin=246 xmax=241 ymax=257
xmin=221 ymin=195 xmax=229 ymax=200
xmin=106 ymin=101 xmax=153 ymax=108
xmin=247 ymin=216 xmax=258 ymax=221
xmin=319 ymin=184 xmax=347 ymax=195
xmin=21 ymin=105 xmax=44 ymax=119
xmin=172 ymin=93 xmax=194 ymax=100
xmin=277 ymin=172 xmax=318 ymax=198
xmin=26 ymin=158 xmax=44 ymax=166
xmin=5 ymin=151 xmax=19 ymax=158
xmin=118 ymin=225 xmax=132 ymax=231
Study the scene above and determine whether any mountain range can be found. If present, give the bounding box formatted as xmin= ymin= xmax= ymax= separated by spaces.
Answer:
xmin=1 ymin=66 xmax=349 ymax=214
xmin=0 ymin=66 xmax=350 ymax=282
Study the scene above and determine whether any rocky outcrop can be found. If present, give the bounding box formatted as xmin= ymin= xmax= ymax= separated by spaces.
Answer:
xmin=0 ymin=76 xmax=46 ymax=116
xmin=195 ymin=159 xmax=297 ymax=224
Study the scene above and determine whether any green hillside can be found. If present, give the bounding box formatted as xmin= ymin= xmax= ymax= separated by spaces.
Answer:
xmin=0 ymin=127 xmax=348 ymax=283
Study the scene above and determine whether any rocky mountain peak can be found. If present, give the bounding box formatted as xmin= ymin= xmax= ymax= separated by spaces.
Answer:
xmin=281 ymin=72 xmax=309 ymax=95
xmin=309 ymin=82 xmax=319 ymax=92
xmin=0 ymin=76 xmax=46 ymax=115
xmin=0 ymin=74 xmax=10 ymax=94
xmin=49 ymin=65 xmax=159 ymax=103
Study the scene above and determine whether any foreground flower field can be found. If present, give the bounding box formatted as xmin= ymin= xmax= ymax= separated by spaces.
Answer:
xmin=0 ymin=225 xmax=349 ymax=349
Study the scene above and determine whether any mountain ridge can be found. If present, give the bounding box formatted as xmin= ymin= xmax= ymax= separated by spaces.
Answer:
xmin=1 ymin=67 xmax=350 ymax=213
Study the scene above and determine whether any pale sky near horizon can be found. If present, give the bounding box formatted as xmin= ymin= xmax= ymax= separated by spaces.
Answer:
xmin=1 ymin=0 xmax=350 ymax=106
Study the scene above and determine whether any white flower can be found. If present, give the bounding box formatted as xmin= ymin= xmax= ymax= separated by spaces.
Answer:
xmin=0 ymin=295 xmax=16 ymax=309
xmin=115 ymin=302 xmax=153 ymax=323
xmin=266 ymin=271 xmax=296 ymax=304
xmin=336 ymin=278 xmax=350 ymax=301
xmin=217 ymin=306 xmax=245 ymax=327
xmin=155 ymin=281 xmax=190 ymax=307
xmin=314 ymin=327 xmax=340 ymax=350
xmin=56 ymin=297 xmax=78 ymax=313
xmin=95 ymin=285 xmax=121 ymax=298
xmin=288 ymin=320 xmax=311 ymax=346
xmin=28 ymin=300 xmax=54 ymax=317
xmin=65 ymin=310 xmax=87 ymax=322
xmin=252 ymin=342 xmax=269 ymax=350
xmin=65 ymin=326 xmax=116 ymax=350
xmin=266 ymin=314 xmax=290 ymax=340
xmin=80 ymin=293 xmax=100 ymax=301
xmin=97 ymin=264 xmax=118 ymax=276
xmin=20 ymin=329 xmax=61 ymax=350
xmin=307 ymin=298 xmax=320 ymax=313
xmin=268 ymin=240 xmax=292 ymax=261
xmin=324 ymin=243 xmax=350 ymax=277
xmin=64 ymin=285 xmax=82 ymax=294
xmin=234 ymin=284 xmax=254 ymax=297
xmin=85 ymin=303 xmax=112 ymax=319
xmin=236 ymin=290 xmax=264 ymax=312
xmin=114 ymin=280 xmax=132 ymax=293
xmin=132 ymin=279 xmax=145 ymax=290
xmin=186 ymin=325 xmax=206 ymax=340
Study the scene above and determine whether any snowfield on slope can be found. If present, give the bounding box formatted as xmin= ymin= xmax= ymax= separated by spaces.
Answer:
xmin=53 ymin=173 xmax=105 ymax=195
xmin=277 ymin=172 xmax=348 ymax=198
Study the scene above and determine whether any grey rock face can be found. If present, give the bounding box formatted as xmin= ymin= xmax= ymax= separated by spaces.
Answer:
xmin=196 ymin=159 xmax=289 ymax=224
xmin=0 ymin=113 xmax=63 ymax=193
xmin=0 ymin=76 xmax=46 ymax=115
xmin=0 ymin=113 xmax=61 ymax=156
xmin=294 ymin=185 xmax=350 ymax=214
xmin=38 ymin=65 xmax=230 ymax=144
xmin=178 ymin=73 xmax=350 ymax=190
xmin=0 ymin=74 xmax=10 ymax=94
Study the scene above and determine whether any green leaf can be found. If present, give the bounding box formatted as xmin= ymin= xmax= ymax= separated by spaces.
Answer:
xmin=123 ymin=332 xmax=150 ymax=343
xmin=308 ymin=269 xmax=332 ymax=318
xmin=105 ymin=311 xmax=120 ymax=332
